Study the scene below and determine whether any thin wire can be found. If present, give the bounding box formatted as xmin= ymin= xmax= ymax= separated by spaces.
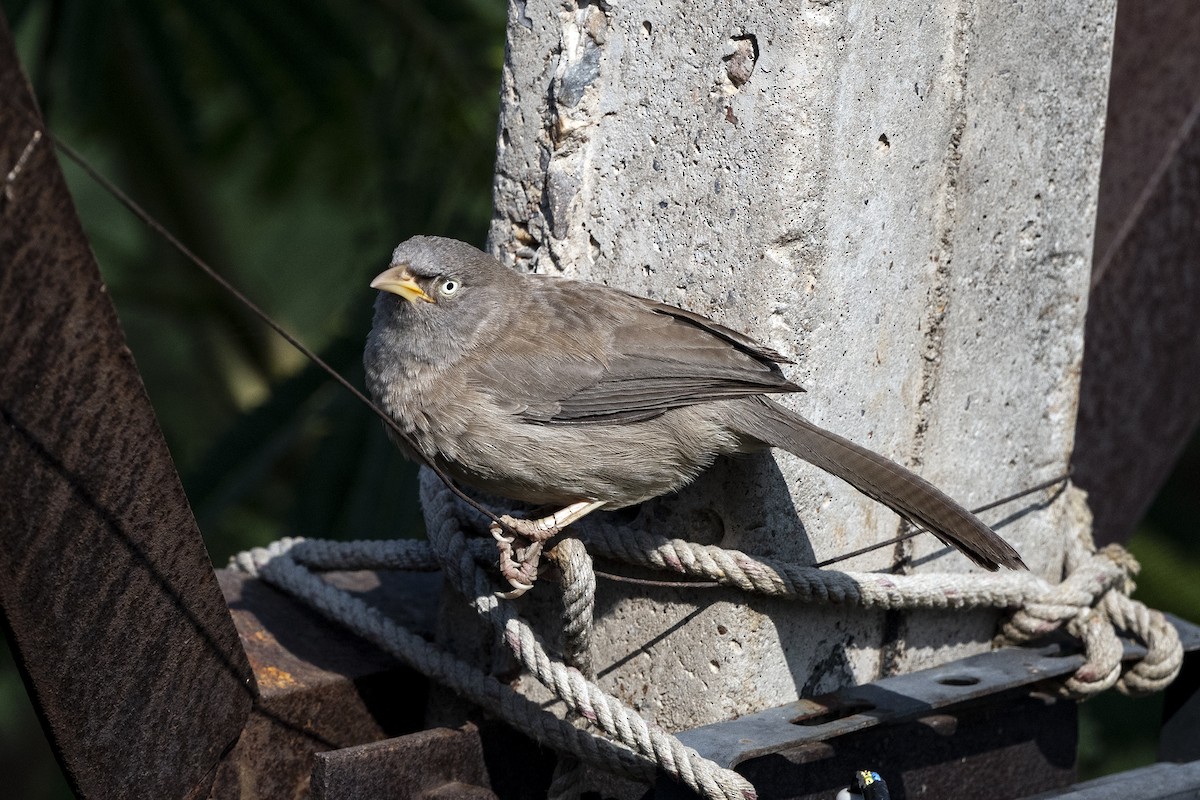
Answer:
xmin=594 ymin=569 xmax=719 ymax=589
xmin=51 ymin=135 xmax=511 ymax=532
xmin=814 ymin=470 xmax=1072 ymax=568
xmin=971 ymin=471 xmax=1072 ymax=514
xmin=590 ymin=470 xmax=1072 ymax=585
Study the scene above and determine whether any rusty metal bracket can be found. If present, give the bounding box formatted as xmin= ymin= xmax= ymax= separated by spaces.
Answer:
xmin=1160 ymin=633 xmax=1200 ymax=764
xmin=208 ymin=569 xmax=438 ymax=798
xmin=680 ymin=616 xmax=1200 ymax=769
xmin=652 ymin=616 xmax=1200 ymax=800
xmin=1033 ymin=760 xmax=1200 ymax=800
xmin=309 ymin=718 xmax=558 ymax=800
xmin=311 ymin=724 xmax=494 ymax=800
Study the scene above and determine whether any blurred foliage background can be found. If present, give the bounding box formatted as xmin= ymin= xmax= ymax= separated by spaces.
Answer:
xmin=0 ymin=1 xmax=1197 ymax=797
xmin=1 ymin=0 xmax=504 ymax=795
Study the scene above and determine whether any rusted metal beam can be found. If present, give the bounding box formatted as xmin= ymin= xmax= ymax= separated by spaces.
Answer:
xmin=1160 ymin=645 xmax=1200 ymax=763
xmin=308 ymin=718 xmax=558 ymax=800
xmin=309 ymin=718 xmax=558 ymax=800
xmin=0 ymin=12 xmax=253 ymax=798
xmin=660 ymin=651 xmax=1080 ymax=800
xmin=1073 ymin=0 xmax=1200 ymax=544
xmin=311 ymin=725 xmax=494 ymax=800
xmin=727 ymin=692 xmax=1075 ymax=800
xmin=211 ymin=567 xmax=561 ymax=800
xmin=210 ymin=569 xmax=437 ymax=798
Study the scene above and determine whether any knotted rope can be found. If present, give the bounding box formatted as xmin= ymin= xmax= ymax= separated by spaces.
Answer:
xmin=230 ymin=468 xmax=1183 ymax=800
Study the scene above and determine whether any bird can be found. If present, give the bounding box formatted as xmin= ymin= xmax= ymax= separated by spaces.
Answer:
xmin=364 ymin=236 xmax=1026 ymax=594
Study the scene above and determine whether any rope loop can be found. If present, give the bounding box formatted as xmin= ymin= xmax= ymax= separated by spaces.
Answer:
xmin=228 ymin=468 xmax=1184 ymax=798
xmin=993 ymin=543 xmax=1181 ymax=698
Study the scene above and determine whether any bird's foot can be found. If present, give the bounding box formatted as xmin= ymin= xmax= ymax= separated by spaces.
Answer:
xmin=491 ymin=515 xmax=560 ymax=597
xmin=494 ymin=537 xmax=547 ymax=599
xmin=489 ymin=502 xmax=606 ymax=599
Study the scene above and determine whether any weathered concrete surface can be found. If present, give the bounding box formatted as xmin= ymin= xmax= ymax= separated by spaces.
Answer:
xmin=489 ymin=0 xmax=1114 ymax=729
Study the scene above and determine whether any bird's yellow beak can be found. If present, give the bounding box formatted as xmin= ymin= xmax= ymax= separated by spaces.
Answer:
xmin=370 ymin=265 xmax=434 ymax=304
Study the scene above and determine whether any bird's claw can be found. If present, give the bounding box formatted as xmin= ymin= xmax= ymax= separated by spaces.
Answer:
xmin=495 ymin=581 xmax=536 ymax=600
xmin=489 ymin=514 xmax=568 ymax=598
xmin=490 ymin=523 xmax=515 ymax=544
xmin=494 ymin=536 xmax=544 ymax=598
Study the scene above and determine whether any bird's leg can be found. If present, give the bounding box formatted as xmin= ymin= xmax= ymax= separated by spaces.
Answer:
xmin=492 ymin=500 xmax=608 ymax=541
xmin=491 ymin=500 xmax=606 ymax=598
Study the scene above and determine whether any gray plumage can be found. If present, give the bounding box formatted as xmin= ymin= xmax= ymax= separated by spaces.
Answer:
xmin=364 ymin=236 xmax=1026 ymax=571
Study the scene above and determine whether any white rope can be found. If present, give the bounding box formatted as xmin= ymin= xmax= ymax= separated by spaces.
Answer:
xmin=230 ymin=468 xmax=1184 ymax=800
xmin=231 ymin=540 xmax=656 ymax=784
xmin=546 ymin=537 xmax=595 ymax=800
xmin=418 ymin=472 xmax=756 ymax=800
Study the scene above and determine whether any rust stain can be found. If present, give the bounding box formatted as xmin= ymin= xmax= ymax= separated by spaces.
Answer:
xmin=256 ymin=665 xmax=299 ymax=691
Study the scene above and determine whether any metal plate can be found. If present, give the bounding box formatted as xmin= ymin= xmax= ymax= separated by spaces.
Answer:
xmin=678 ymin=615 xmax=1200 ymax=769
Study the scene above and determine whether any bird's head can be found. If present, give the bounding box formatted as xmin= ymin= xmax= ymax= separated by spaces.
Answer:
xmin=368 ymin=236 xmax=519 ymax=365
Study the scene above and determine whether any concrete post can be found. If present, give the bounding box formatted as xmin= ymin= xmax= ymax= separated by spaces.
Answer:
xmin=489 ymin=0 xmax=1115 ymax=729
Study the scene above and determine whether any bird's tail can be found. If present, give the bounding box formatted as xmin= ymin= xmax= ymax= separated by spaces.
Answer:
xmin=737 ymin=398 xmax=1026 ymax=571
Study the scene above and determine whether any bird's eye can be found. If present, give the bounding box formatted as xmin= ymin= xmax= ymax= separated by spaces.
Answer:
xmin=438 ymin=278 xmax=460 ymax=297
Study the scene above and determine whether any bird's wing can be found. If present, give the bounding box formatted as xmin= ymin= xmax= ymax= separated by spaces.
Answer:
xmin=469 ymin=280 xmax=802 ymax=424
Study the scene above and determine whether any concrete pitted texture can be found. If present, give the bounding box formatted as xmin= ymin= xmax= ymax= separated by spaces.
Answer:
xmin=487 ymin=0 xmax=1115 ymax=729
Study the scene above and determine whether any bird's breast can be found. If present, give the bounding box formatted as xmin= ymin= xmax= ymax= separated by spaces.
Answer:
xmin=366 ymin=338 xmax=758 ymax=508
